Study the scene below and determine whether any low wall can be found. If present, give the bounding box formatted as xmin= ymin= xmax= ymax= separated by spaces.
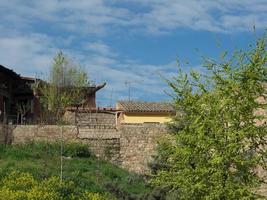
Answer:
xmin=9 ymin=123 xmax=168 ymax=173
xmin=12 ymin=125 xmax=121 ymax=165
xmin=120 ymin=124 xmax=167 ymax=173
xmin=0 ymin=124 xmax=13 ymax=144
xmin=12 ymin=125 xmax=77 ymax=143
xmin=0 ymin=125 xmax=4 ymax=144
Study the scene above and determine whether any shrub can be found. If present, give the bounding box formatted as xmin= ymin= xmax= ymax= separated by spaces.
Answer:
xmin=0 ymin=171 xmax=109 ymax=200
xmin=80 ymin=192 xmax=111 ymax=200
xmin=63 ymin=142 xmax=91 ymax=158
xmin=1 ymin=171 xmax=37 ymax=191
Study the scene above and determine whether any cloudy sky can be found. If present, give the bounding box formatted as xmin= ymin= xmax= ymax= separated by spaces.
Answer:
xmin=0 ymin=0 xmax=266 ymax=106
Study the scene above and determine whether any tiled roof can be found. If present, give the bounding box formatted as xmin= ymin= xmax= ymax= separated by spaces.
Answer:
xmin=117 ymin=101 xmax=175 ymax=113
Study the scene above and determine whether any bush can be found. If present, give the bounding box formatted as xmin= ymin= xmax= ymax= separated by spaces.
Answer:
xmin=80 ymin=192 xmax=111 ymax=200
xmin=0 ymin=142 xmax=59 ymax=160
xmin=0 ymin=142 xmax=91 ymax=159
xmin=0 ymin=171 xmax=109 ymax=200
xmin=63 ymin=142 xmax=91 ymax=158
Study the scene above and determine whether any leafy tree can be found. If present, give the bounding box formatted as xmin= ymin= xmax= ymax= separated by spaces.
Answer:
xmin=38 ymin=52 xmax=91 ymax=181
xmin=40 ymin=51 xmax=90 ymax=123
xmin=151 ymin=35 xmax=267 ymax=199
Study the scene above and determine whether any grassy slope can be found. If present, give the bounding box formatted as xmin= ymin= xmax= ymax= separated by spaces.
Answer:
xmin=0 ymin=143 xmax=151 ymax=199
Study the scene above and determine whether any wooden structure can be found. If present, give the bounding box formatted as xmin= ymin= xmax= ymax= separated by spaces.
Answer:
xmin=0 ymin=64 xmax=106 ymax=124
xmin=82 ymin=83 xmax=106 ymax=108
xmin=0 ymin=65 xmax=40 ymax=124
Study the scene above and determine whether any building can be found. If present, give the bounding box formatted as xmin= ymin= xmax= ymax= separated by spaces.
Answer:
xmin=116 ymin=101 xmax=175 ymax=124
xmin=0 ymin=64 xmax=106 ymax=124
xmin=78 ymin=83 xmax=106 ymax=108
xmin=0 ymin=65 xmax=40 ymax=124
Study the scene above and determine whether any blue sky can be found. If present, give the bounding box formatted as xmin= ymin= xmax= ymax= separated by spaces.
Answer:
xmin=0 ymin=0 xmax=266 ymax=106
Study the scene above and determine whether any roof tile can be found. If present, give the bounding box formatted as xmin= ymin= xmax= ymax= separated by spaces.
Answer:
xmin=117 ymin=101 xmax=174 ymax=113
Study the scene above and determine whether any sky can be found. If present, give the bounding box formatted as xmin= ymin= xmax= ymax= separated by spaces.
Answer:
xmin=0 ymin=0 xmax=266 ymax=107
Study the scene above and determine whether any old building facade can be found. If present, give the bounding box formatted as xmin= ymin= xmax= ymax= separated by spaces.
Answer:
xmin=0 ymin=65 xmax=41 ymax=124
xmin=0 ymin=65 xmax=107 ymax=124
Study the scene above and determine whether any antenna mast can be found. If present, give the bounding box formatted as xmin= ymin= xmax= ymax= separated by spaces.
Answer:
xmin=125 ymin=80 xmax=143 ymax=101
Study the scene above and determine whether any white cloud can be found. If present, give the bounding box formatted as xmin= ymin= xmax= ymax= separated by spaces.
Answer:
xmin=0 ymin=0 xmax=132 ymax=35
xmin=0 ymin=0 xmax=266 ymax=35
xmin=84 ymin=41 xmax=117 ymax=57
xmin=0 ymin=34 xmax=56 ymax=77
xmin=133 ymin=0 xmax=267 ymax=34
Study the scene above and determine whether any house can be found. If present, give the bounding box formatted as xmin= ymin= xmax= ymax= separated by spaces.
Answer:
xmin=116 ymin=101 xmax=175 ymax=124
xmin=78 ymin=83 xmax=106 ymax=108
xmin=0 ymin=64 xmax=107 ymax=124
xmin=0 ymin=65 xmax=40 ymax=124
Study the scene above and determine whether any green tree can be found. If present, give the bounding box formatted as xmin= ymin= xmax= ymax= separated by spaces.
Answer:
xmin=40 ymin=51 xmax=90 ymax=123
xmin=39 ymin=52 xmax=91 ymax=181
xmin=151 ymin=36 xmax=267 ymax=199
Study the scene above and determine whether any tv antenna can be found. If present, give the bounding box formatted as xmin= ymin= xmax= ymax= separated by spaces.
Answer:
xmin=125 ymin=80 xmax=143 ymax=101
xmin=109 ymin=88 xmax=113 ymax=107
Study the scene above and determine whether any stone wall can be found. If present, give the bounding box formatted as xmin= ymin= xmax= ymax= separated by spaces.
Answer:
xmin=9 ymin=123 xmax=168 ymax=173
xmin=120 ymin=124 xmax=167 ymax=173
xmin=0 ymin=124 xmax=13 ymax=144
xmin=64 ymin=111 xmax=116 ymax=128
xmin=11 ymin=125 xmax=121 ymax=164
xmin=12 ymin=125 xmax=77 ymax=144
xmin=0 ymin=125 xmax=4 ymax=144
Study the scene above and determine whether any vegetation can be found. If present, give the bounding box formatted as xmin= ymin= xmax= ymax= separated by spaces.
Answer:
xmin=0 ymin=143 xmax=151 ymax=199
xmin=40 ymin=51 xmax=90 ymax=123
xmin=151 ymin=35 xmax=267 ymax=199
xmin=0 ymin=171 xmax=108 ymax=200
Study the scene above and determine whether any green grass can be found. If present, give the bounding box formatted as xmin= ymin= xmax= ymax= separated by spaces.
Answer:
xmin=0 ymin=142 xmax=151 ymax=199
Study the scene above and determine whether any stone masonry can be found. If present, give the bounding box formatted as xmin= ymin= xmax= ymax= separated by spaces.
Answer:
xmin=120 ymin=124 xmax=167 ymax=173
xmin=8 ymin=122 xmax=167 ymax=174
xmin=0 ymin=125 xmax=4 ymax=144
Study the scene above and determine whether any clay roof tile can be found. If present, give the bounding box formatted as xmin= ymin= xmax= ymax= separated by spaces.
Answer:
xmin=117 ymin=101 xmax=175 ymax=113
